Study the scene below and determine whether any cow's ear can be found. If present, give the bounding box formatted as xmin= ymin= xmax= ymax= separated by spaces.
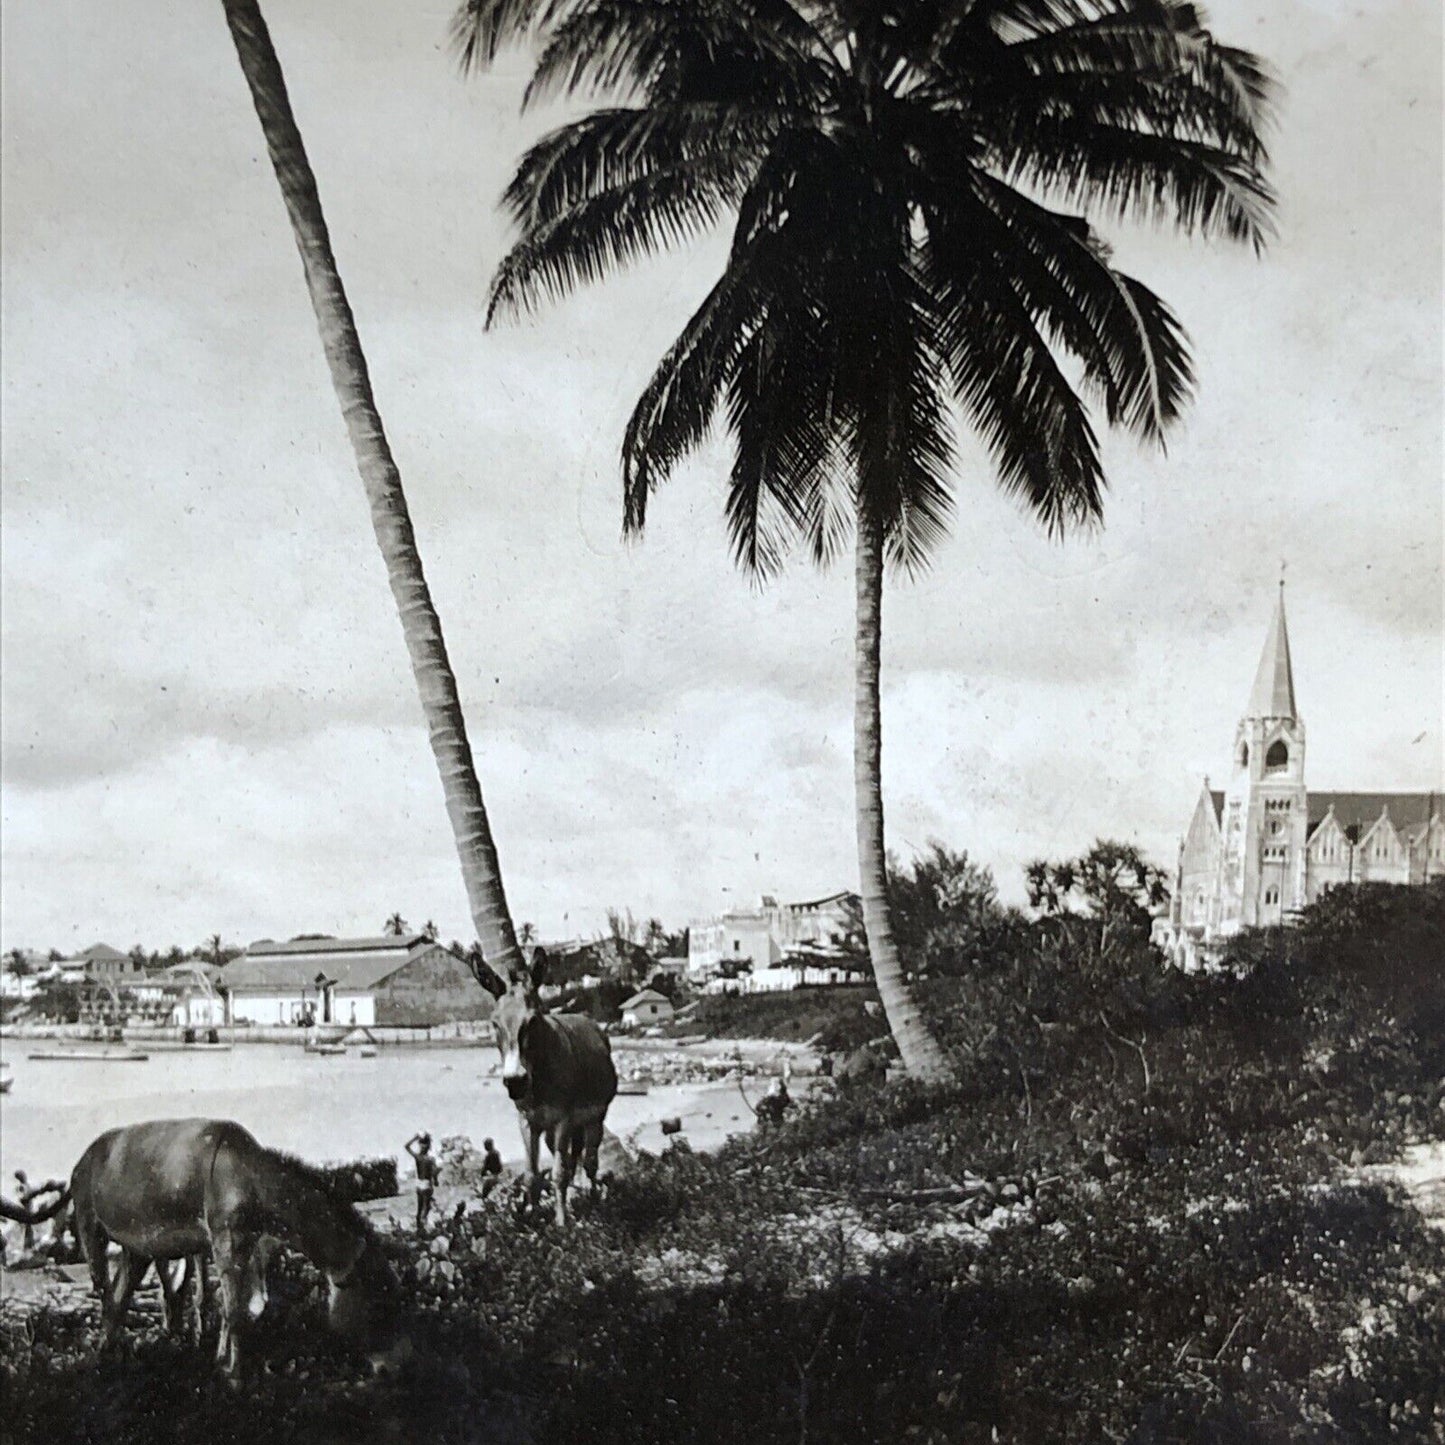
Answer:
xmin=468 ymin=945 xmax=507 ymax=998
xmin=528 ymin=945 xmax=549 ymax=992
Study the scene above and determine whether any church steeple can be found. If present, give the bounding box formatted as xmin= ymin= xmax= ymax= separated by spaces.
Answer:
xmin=1246 ymin=583 xmax=1297 ymax=721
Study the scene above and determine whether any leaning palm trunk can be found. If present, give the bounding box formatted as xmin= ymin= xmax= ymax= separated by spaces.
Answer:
xmin=221 ymin=0 xmax=520 ymax=981
xmin=854 ymin=500 xmax=954 ymax=1084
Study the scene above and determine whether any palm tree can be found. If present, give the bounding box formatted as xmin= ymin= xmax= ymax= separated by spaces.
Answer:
xmin=218 ymin=0 xmax=522 ymax=987
xmin=384 ymin=912 xmax=409 ymax=937
xmin=455 ymin=0 xmax=1274 ymax=1082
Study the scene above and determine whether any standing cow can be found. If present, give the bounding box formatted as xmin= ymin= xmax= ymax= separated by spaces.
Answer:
xmin=476 ymin=947 xmax=617 ymax=1225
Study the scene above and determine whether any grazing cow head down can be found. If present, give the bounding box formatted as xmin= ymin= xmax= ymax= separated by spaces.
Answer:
xmin=481 ymin=947 xmax=549 ymax=1104
xmin=327 ymin=1234 xmax=410 ymax=1375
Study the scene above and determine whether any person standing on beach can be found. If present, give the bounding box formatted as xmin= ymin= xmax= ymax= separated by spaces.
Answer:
xmin=480 ymin=1138 xmax=503 ymax=1199
xmin=405 ymin=1133 xmax=438 ymax=1230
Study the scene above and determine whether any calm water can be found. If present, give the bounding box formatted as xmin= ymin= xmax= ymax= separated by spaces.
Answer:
xmin=0 ymin=1040 xmax=752 ymax=1184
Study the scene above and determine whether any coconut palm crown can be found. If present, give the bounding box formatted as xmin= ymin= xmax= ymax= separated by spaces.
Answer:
xmin=458 ymin=0 xmax=1275 ymax=1080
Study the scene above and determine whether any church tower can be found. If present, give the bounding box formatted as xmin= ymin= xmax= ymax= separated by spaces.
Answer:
xmin=1218 ymin=586 xmax=1308 ymax=928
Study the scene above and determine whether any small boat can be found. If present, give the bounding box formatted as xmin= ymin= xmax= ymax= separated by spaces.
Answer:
xmin=144 ymin=1041 xmax=233 ymax=1053
xmin=305 ymin=1042 xmax=347 ymax=1056
xmin=616 ymin=1083 xmax=651 ymax=1096
xmin=27 ymin=1050 xmax=150 ymax=1063
xmin=358 ymin=1046 xmax=377 ymax=1059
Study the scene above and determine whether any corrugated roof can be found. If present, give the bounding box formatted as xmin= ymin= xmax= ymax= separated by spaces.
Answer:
xmin=245 ymin=934 xmax=426 ymax=957
xmin=225 ymin=940 xmax=443 ymax=992
xmin=1307 ymin=792 xmax=1439 ymax=839
xmin=621 ymin=989 xmax=671 ymax=1009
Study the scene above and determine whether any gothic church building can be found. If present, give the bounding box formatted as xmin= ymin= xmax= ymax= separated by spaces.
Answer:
xmin=1159 ymin=590 xmax=1444 ymax=967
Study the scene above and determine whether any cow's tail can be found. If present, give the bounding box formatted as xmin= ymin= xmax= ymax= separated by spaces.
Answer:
xmin=0 ymin=1185 xmax=71 ymax=1225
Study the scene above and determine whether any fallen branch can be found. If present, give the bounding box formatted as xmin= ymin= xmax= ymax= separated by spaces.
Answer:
xmin=1212 ymin=1310 xmax=1247 ymax=1363
xmin=854 ymin=1183 xmax=989 ymax=1205
xmin=1098 ymin=1011 xmax=1151 ymax=1095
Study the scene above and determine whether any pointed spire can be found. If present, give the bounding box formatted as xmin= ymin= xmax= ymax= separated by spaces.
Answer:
xmin=1246 ymin=582 xmax=1298 ymax=720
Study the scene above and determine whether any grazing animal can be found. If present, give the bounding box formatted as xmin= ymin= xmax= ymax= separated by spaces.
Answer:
xmin=13 ymin=1119 xmax=406 ymax=1377
xmin=478 ymin=948 xmax=618 ymax=1225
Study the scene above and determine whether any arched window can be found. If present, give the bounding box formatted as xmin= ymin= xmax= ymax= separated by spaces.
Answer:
xmin=1265 ymin=740 xmax=1288 ymax=771
xmin=1237 ymin=742 xmax=1249 ymax=769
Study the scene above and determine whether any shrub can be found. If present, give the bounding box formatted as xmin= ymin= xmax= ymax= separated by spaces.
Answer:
xmin=318 ymin=1156 xmax=398 ymax=1203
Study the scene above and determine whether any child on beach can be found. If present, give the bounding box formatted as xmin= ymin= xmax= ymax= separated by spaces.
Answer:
xmin=405 ymin=1133 xmax=439 ymax=1230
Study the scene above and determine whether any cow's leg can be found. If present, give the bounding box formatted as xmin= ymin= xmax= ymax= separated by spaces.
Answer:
xmin=212 ymin=1231 xmax=246 ymax=1378
xmin=157 ymin=1257 xmax=192 ymax=1338
xmin=582 ymin=1118 xmax=604 ymax=1195
xmin=78 ymin=1215 xmax=118 ymax=1347
xmin=552 ymin=1120 xmax=576 ymax=1227
xmin=189 ymin=1254 xmax=209 ymax=1344
xmin=100 ymin=1249 xmax=145 ymax=1353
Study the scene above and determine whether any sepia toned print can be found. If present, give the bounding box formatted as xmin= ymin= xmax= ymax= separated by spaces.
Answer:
xmin=2 ymin=1 xmax=1440 ymax=1441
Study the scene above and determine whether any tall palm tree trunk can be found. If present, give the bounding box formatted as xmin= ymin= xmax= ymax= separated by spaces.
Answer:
xmin=854 ymin=499 xmax=954 ymax=1083
xmin=221 ymin=0 xmax=520 ymax=983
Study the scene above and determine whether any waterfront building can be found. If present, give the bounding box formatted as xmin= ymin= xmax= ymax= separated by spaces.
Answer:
xmin=223 ymin=933 xmax=493 ymax=1027
xmin=687 ymin=891 xmax=860 ymax=983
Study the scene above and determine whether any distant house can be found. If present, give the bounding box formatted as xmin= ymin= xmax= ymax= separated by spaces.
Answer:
xmin=620 ymin=989 xmax=675 ymax=1028
xmin=223 ymin=934 xmax=494 ymax=1028
xmin=688 ymin=892 xmax=862 ymax=983
xmin=50 ymin=943 xmax=136 ymax=984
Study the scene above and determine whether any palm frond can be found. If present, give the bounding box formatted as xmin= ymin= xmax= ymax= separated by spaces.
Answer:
xmin=965 ymin=170 xmax=1193 ymax=444
xmin=525 ymin=0 xmax=830 ymax=110
xmin=450 ymin=0 xmax=578 ymax=72
xmin=925 ymin=225 xmax=1105 ymax=537
xmin=504 ymin=105 xmax=784 ymax=231
xmin=622 ymin=260 xmax=765 ymax=536
xmin=847 ymin=267 xmax=957 ymax=574
xmin=487 ymin=148 xmax=755 ymax=321
xmin=724 ymin=322 xmax=838 ymax=578
xmin=985 ymin=114 xmax=1275 ymax=250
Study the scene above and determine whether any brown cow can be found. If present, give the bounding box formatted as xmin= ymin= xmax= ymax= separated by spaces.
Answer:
xmin=477 ymin=948 xmax=618 ymax=1225
xmin=9 ymin=1120 xmax=408 ymax=1378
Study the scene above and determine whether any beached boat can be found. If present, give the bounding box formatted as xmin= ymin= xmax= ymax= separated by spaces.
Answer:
xmin=27 ymin=1050 xmax=150 ymax=1063
xmin=305 ymin=1042 xmax=347 ymax=1056
xmin=616 ymin=1083 xmax=651 ymax=1096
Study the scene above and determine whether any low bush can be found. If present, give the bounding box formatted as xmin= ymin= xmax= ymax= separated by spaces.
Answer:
xmin=318 ymin=1156 xmax=399 ymax=1203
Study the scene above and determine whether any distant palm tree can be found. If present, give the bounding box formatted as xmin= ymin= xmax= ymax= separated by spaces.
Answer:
xmin=219 ymin=0 xmax=522 ymax=988
xmin=384 ymin=913 xmax=409 ymax=937
xmin=518 ymin=921 xmax=538 ymax=946
xmin=207 ymin=933 xmax=225 ymax=966
xmin=457 ymin=0 xmax=1274 ymax=1082
xmin=422 ymin=920 xmax=440 ymax=942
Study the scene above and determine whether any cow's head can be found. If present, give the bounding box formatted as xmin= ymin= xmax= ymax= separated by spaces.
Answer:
xmin=478 ymin=946 xmax=549 ymax=1104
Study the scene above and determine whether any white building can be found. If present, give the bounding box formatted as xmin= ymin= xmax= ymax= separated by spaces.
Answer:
xmin=1157 ymin=591 xmax=1444 ymax=968
xmin=223 ymin=934 xmax=493 ymax=1028
xmin=620 ymin=988 xmax=675 ymax=1028
xmin=688 ymin=891 xmax=860 ymax=982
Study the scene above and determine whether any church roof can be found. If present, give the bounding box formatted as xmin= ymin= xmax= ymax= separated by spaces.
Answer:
xmin=1246 ymin=587 xmax=1298 ymax=720
xmin=1307 ymin=792 xmax=1440 ymax=841
xmin=1209 ymin=790 xmax=1225 ymax=825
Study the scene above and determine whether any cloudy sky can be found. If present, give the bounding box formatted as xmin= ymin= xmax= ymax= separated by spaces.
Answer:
xmin=2 ymin=0 xmax=1440 ymax=955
